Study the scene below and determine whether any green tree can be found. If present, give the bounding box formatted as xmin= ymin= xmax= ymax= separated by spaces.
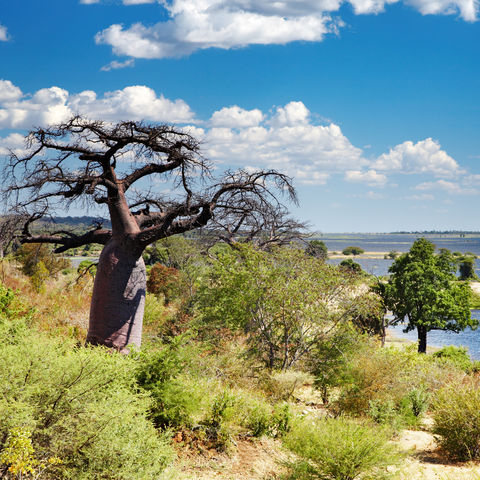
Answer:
xmin=380 ymin=238 xmax=475 ymax=353
xmin=458 ymin=256 xmax=478 ymax=281
xmin=196 ymin=245 xmax=362 ymax=370
xmin=305 ymin=240 xmax=328 ymax=260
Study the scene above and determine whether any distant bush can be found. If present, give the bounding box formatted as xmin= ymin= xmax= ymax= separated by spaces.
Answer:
xmin=433 ymin=384 xmax=480 ymax=460
xmin=342 ymin=246 xmax=365 ymax=256
xmin=14 ymin=244 xmax=70 ymax=277
xmin=283 ymin=416 xmax=400 ymax=480
xmin=339 ymin=258 xmax=362 ymax=273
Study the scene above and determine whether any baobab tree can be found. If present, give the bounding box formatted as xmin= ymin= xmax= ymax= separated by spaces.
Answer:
xmin=2 ymin=116 xmax=296 ymax=352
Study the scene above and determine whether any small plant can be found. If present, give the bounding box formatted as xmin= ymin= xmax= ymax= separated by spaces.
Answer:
xmin=283 ymin=416 xmax=400 ymax=480
xmin=408 ymin=387 xmax=430 ymax=417
xmin=433 ymin=384 xmax=480 ymax=460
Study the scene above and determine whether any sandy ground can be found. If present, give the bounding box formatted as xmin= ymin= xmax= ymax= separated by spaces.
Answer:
xmin=397 ymin=425 xmax=480 ymax=479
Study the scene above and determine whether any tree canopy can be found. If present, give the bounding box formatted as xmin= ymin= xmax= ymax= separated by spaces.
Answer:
xmin=379 ymin=238 xmax=476 ymax=353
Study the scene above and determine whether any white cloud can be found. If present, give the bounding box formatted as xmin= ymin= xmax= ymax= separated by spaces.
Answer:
xmin=92 ymin=0 xmax=477 ymax=60
xmin=0 ymin=81 xmax=194 ymax=129
xmin=0 ymin=25 xmax=8 ymax=42
xmin=79 ymin=0 xmax=100 ymax=3
xmin=95 ymin=1 xmax=339 ymax=59
xmin=100 ymin=59 xmax=135 ymax=71
xmin=373 ymin=138 xmax=461 ymax=177
xmin=203 ymin=102 xmax=366 ymax=185
xmin=0 ymin=80 xmax=22 ymax=102
xmin=210 ymin=106 xmax=264 ymax=128
xmin=1 ymin=80 xmax=474 ymax=191
xmin=345 ymin=169 xmax=388 ymax=186
xmin=0 ymin=132 xmax=28 ymax=156
xmin=415 ymin=179 xmax=477 ymax=195
xmin=406 ymin=0 xmax=478 ymax=21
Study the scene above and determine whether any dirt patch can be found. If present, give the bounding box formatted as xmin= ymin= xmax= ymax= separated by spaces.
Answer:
xmin=177 ymin=437 xmax=291 ymax=480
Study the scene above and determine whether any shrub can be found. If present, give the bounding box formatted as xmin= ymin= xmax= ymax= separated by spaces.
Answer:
xmin=342 ymin=246 xmax=365 ymax=256
xmin=432 ymin=384 xmax=480 ymax=460
xmin=433 ymin=345 xmax=473 ymax=372
xmin=283 ymin=416 xmax=400 ymax=480
xmin=135 ymin=335 xmax=204 ymax=428
xmin=14 ymin=244 xmax=70 ymax=277
xmin=147 ymin=263 xmax=182 ymax=304
xmin=334 ymin=343 xmax=463 ymax=419
xmin=0 ymin=331 xmax=174 ymax=479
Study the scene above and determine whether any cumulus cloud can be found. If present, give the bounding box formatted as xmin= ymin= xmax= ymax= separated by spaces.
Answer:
xmin=344 ymin=169 xmax=388 ymax=186
xmin=372 ymin=138 xmax=461 ymax=177
xmin=92 ymin=0 xmax=477 ymax=60
xmin=0 ymin=80 xmax=194 ymax=129
xmin=0 ymin=25 xmax=8 ymax=42
xmin=210 ymin=106 xmax=264 ymax=128
xmin=94 ymin=0 xmax=340 ymax=59
xmin=0 ymin=80 xmax=472 ymax=190
xmin=203 ymin=101 xmax=366 ymax=185
xmin=0 ymin=132 xmax=29 ymax=157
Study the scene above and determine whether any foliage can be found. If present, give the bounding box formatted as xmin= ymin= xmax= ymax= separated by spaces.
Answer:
xmin=308 ymin=326 xmax=363 ymax=404
xmin=258 ymin=370 xmax=312 ymax=402
xmin=14 ymin=244 xmax=70 ymax=277
xmin=379 ymin=238 xmax=475 ymax=352
xmin=433 ymin=345 xmax=474 ymax=372
xmin=432 ymin=383 xmax=480 ymax=460
xmin=342 ymin=246 xmax=365 ymax=256
xmin=283 ymin=416 xmax=400 ymax=480
xmin=458 ymin=255 xmax=478 ymax=281
xmin=30 ymin=261 xmax=49 ymax=293
xmin=334 ymin=343 xmax=463 ymax=419
xmin=305 ymin=240 xmax=328 ymax=260
xmin=0 ymin=294 xmax=173 ymax=479
xmin=135 ymin=335 xmax=204 ymax=428
xmin=339 ymin=258 xmax=362 ymax=273
xmin=147 ymin=263 xmax=182 ymax=305
xmin=195 ymin=245 xmax=361 ymax=370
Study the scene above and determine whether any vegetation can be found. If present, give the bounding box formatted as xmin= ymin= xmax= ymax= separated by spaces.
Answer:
xmin=2 ymin=232 xmax=480 ymax=479
xmin=379 ymin=238 xmax=475 ymax=353
xmin=433 ymin=384 xmax=480 ymax=460
xmin=305 ymin=239 xmax=328 ymax=260
xmin=342 ymin=246 xmax=365 ymax=256
xmin=283 ymin=416 xmax=400 ymax=480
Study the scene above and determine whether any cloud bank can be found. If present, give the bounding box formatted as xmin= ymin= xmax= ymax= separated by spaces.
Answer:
xmin=0 ymin=79 xmax=467 ymax=190
xmin=90 ymin=0 xmax=478 ymax=60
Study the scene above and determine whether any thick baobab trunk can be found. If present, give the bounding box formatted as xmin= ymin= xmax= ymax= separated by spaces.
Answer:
xmin=86 ymin=239 xmax=146 ymax=353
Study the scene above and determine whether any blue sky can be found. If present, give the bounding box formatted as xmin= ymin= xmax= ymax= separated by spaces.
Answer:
xmin=1 ymin=0 xmax=479 ymax=232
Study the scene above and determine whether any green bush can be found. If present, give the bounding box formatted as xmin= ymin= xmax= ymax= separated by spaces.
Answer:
xmin=283 ymin=416 xmax=400 ymax=480
xmin=432 ymin=384 xmax=480 ymax=460
xmin=135 ymin=335 xmax=204 ymax=428
xmin=342 ymin=246 xmax=365 ymax=256
xmin=433 ymin=345 xmax=473 ymax=372
xmin=0 ymin=323 xmax=173 ymax=479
